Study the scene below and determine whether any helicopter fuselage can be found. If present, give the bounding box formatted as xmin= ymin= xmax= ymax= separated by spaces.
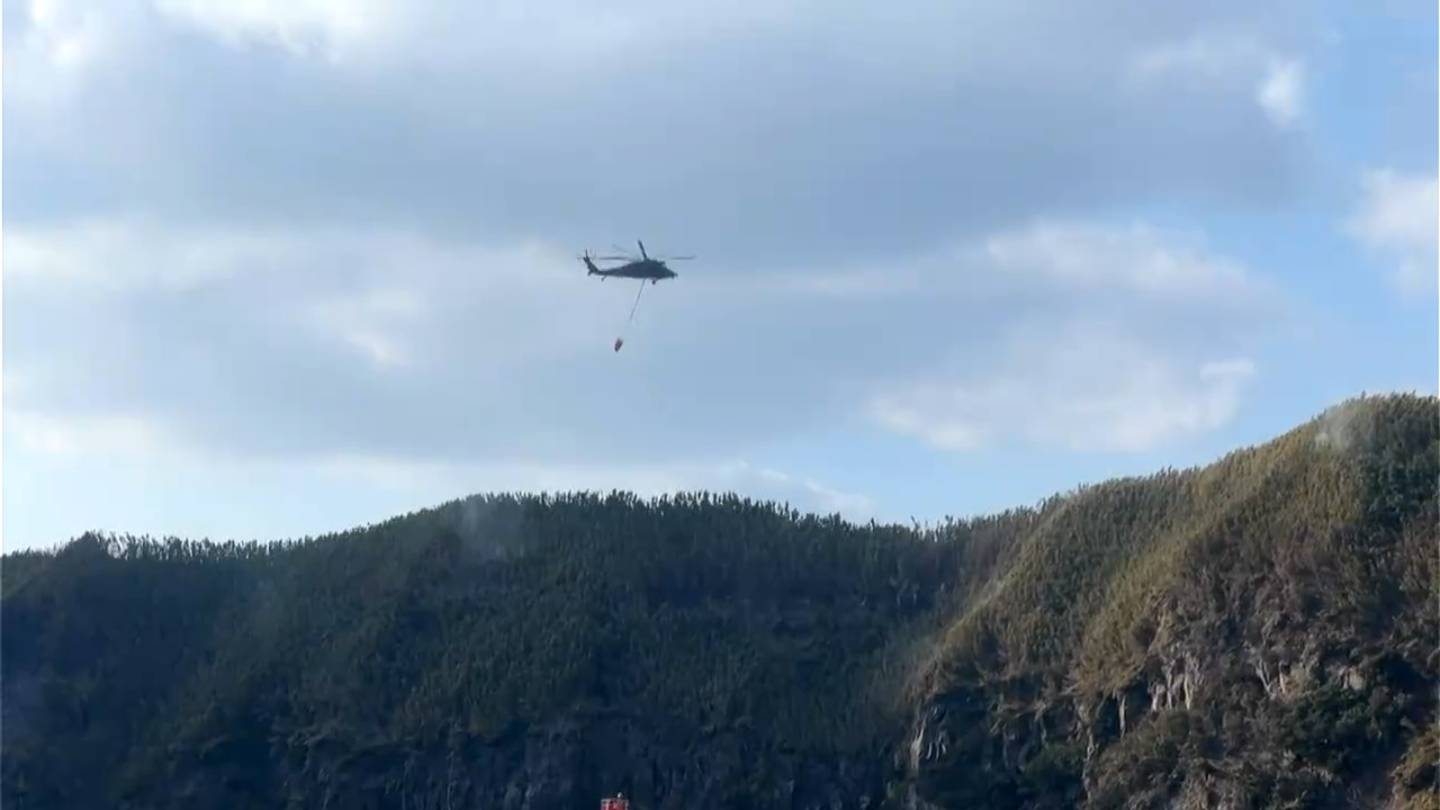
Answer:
xmin=584 ymin=257 xmax=677 ymax=281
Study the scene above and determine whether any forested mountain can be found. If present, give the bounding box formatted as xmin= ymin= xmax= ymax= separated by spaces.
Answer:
xmin=3 ymin=394 xmax=1436 ymax=810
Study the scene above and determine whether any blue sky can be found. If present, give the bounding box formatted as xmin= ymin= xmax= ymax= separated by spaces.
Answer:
xmin=3 ymin=0 xmax=1436 ymax=549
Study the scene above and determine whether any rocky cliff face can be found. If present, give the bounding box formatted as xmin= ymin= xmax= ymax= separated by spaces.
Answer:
xmin=143 ymin=709 xmax=894 ymax=810
xmin=906 ymin=628 xmax=1433 ymax=809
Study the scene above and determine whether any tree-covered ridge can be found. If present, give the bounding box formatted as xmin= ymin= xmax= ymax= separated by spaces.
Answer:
xmin=4 ymin=492 xmax=1008 ymax=808
xmin=3 ymin=394 xmax=1436 ymax=809
xmin=908 ymin=393 xmax=1438 ymax=808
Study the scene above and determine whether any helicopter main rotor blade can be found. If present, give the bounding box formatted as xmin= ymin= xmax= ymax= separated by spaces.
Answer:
xmin=656 ymin=255 xmax=695 ymax=261
xmin=637 ymin=240 xmax=648 ymax=260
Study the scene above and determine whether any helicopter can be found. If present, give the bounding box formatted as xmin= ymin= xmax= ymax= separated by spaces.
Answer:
xmin=580 ymin=240 xmax=693 ymax=285
xmin=579 ymin=240 xmax=693 ymax=352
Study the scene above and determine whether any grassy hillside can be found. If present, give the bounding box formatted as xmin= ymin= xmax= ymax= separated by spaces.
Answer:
xmin=2 ymin=394 xmax=1436 ymax=809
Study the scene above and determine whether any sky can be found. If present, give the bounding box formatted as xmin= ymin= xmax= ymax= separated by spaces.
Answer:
xmin=3 ymin=0 xmax=1436 ymax=550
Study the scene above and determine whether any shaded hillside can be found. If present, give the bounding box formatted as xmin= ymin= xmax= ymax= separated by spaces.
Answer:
xmin=3 ymin=494 xmax=991 ymax=809
xmin=2 ymin=394 xmax=1436 ymax=810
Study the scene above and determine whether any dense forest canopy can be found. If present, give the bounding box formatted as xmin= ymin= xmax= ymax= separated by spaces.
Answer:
xmin=3 ymin=394 xmax=1436 ymax=809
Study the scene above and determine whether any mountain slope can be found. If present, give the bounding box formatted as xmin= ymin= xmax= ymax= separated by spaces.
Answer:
xmin=2 ymin=394 xmax=1436 ymax=810
xmin=906 ymin=393 xmax=1438 ymax=808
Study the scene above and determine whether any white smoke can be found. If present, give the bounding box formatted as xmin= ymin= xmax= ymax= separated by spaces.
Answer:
xmin=1313 ymin=398 xmax=1373 ymax=454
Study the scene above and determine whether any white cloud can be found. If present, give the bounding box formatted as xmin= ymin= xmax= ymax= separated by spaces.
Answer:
xmin=4 ymin=0 xmax=141 ymax=113
xmin=756 ymin=219 xmax=1276 ymax=309
xmin=1132 ymin=32 xmax=1264 ymax=77
xmin=306 ymin=288 xmax=427 ymax=370
xmin=137 ymin=0 xmax=811 ymax=71
xmin=1130 ymin=33 xmax=1305 ymax=127
xmin=1346 ymin=168 xmax=1439 ymax=294
xmin=2 ymin=219 xmax=625 ymax=448
xmin=1256 ymin=58 xmax=1304 ymax=127
xmin=7 ymin=409 xmax=173 ymax=458
xmin=1 ymin=0 xmax=1416 ymax=551
xmin=870 ymin=324 xmax=1256 ymax=453
xmin=3 ymin=218 xmax=577 ymax=303
xmin=769 ymin=267 xmax=926 ymax=298
xmin=3 ymin=2 xmax=1314 ymax=547
xmin=150 ymin=0 xmax=402 ymax=60
xmin=869 ymin=400 xmax=990 ymax=452
xmin=3 ymin=409 xmax=877 ymax=547
xmin=4 ymin=220 xmax=262 ymax=291
xmin=2 ymin=212 xmax=1277 ymax=549
xmin=20 ymin=0 xmax=115 ymax=70
xmin=4 ymin=0 xmax=1307 ymax=266
xmin=6 ymin=214 xmax=1278 ymax=476
xmin=981 ymin=221 xmax=1266 ymax=302
xmin=864 ymin=221 xmax=1270 ymax=453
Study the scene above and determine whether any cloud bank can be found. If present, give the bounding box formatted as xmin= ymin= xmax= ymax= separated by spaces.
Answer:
xmin=1347 ymin=168 xmax=1438 ymax=295
xmin=4 ymin=0 xmax=1356 ymax=545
